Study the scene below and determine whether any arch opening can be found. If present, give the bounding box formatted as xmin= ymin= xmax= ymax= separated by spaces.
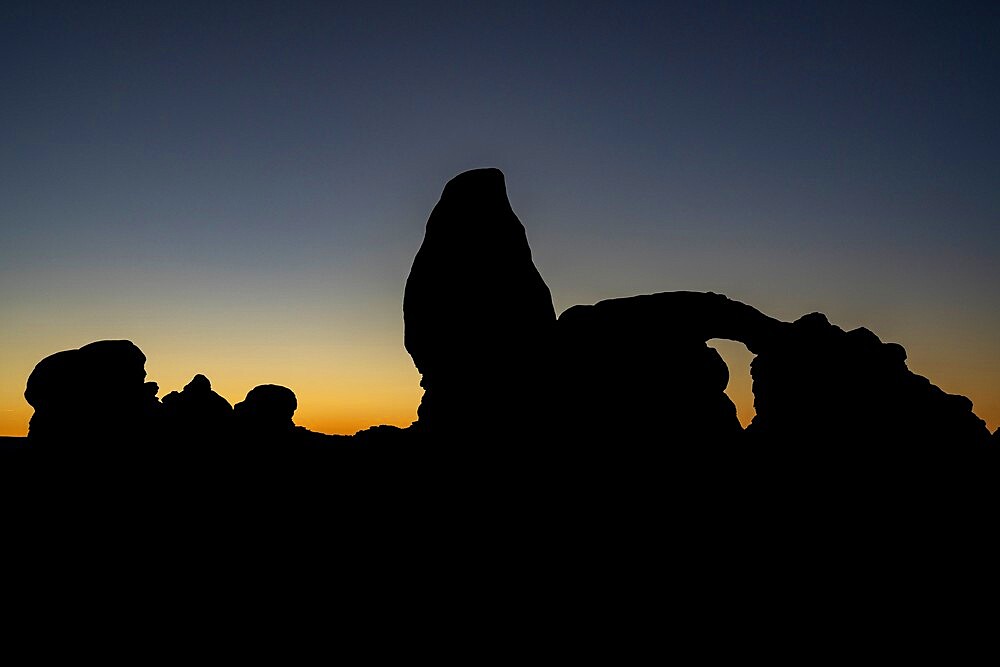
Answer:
xmin=708 ymin=338 xmax=756 ymax=429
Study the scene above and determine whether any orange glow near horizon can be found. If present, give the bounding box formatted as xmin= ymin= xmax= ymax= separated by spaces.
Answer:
xmin=3 ymin=4 xmax=998 ymax=447
xmin=1 ymin=333 xmax=997 ymax=438
xmin=4 ymin=354 xmax=998 ymax=438
xmin=710 ymin=340 xmax=757 ymax=429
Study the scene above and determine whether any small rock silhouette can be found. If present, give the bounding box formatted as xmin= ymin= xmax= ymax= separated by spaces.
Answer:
xmin=161 ymin=374 xmax=233 ymax=442
xmin=233 ymin=384 xmax=299 ymax=443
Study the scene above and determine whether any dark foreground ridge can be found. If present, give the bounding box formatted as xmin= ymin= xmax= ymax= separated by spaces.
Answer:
xmin=4 ymin=169 xmax=998 ymax=484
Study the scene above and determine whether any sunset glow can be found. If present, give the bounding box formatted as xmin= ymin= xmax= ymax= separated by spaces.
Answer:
xmin=2 ymin=2 xmax=997 ymax=438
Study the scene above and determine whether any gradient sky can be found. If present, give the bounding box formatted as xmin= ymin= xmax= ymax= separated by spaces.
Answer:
xmin=2 ymin=0 xmax=998 ymax=436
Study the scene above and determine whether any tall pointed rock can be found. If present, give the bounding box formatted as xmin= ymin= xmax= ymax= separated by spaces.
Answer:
xmin=403 ymin=168 xmax=556 ymax=437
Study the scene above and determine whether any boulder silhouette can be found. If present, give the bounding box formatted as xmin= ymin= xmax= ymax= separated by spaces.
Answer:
xmin=24 ymin=339 xmax=160 ymax=447
xmin=233 ymin=384 xmax=299 ymax=443
xmin=161 ymin=374 xmax=233 ymax=442
xmin=403 ymin=168 xmax=556 ymax=439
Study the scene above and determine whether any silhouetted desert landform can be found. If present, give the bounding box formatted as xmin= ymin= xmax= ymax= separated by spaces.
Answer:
xmin=4 ymin=169 xmax=998 ymax=480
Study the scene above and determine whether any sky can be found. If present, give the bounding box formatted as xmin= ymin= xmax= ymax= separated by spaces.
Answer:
xmin=2 ymin=0 xmax=998 ymax=436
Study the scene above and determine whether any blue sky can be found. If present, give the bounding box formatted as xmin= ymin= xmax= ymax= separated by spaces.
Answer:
xmin=2 ymin=1 xmax=998 ymax=434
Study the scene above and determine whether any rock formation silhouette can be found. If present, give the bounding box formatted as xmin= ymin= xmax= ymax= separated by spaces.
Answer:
xmin=10 ymin=168 xmax=994 ymax=621
xmin=403 ymin=168 xmax=556 ymax=441
xmin=744 ymin=312 xmax=995 ymax=455
xmin=554 ymin=291 xmax=783 ymax=451
xmin=233 ymin=384 xmax=299 ymax=443
xmin=22 ymin=352 xmax=336 ymax=456
xmin=24 ymin=340 xmax=160 ymax=450
xmin=161 ymin=374 xmax=233 ymax=443
xmin=13 ymin=167 xmax=997 ymax=476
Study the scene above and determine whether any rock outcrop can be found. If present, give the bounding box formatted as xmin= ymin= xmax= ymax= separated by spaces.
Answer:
xmin=745 ymin=312 xmax=995 ymax=455
xmin=400 ymin=169 xmax=996 ymax=463
xmin=553 ymin=294 xmax=993 ymax=457
xmin=16 ymin=168 xmax=997 ymax=473
xmin=555 ymin=292 xmax=784 ymax=451
xmin=233 ymin=384 xmax=299 ymax=443
xmin=161 ymin=374 xmax=233 ymax=442
xmin=21 ymin=345 xmax=334 ymax=454
xmin=24 ymin=340 xmax=160 ymax=447
xmin=403 ymin=168 xmax=556 ymax=439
